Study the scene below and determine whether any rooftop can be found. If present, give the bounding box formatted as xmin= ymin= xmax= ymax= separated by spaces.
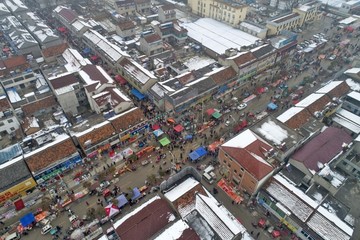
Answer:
xmin=270 ymin=13 xmax=300 ymax=24
xmin=119 ymin=58 xmax=156 ymax=85
xmin=109 ymin=107 xmax=145 ymax=132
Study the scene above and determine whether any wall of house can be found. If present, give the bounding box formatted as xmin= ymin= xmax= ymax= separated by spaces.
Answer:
xmin=57 ymin=90 xmax=79 ymax=115
xmin=0 ymin=115 xmax=20 ymax=134
xmin=114 ymin=101 xmax=134 ymax=114
xmin=288 ymin=159 xmax=313 ymax=178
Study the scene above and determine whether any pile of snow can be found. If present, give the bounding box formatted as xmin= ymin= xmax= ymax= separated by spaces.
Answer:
xmin=184 ymin=56 xmax=216 ymax=70
xmin=318 ymin=165 xmax=346 ymax=188
xmin=257 ymin=120 xmax=289 ymax=145
xmin=346 ymin=78 xmax=360 ymax=91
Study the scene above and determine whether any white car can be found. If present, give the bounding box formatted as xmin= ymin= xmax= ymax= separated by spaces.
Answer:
xmin=328 ymin=55 xmax=336 ymax=61
xmin=237 ymin=103 xmax=247 ymax=111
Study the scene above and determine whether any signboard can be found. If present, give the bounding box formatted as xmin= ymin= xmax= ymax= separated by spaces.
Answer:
xmin=0 ymin=178 xmax=36 ymax=204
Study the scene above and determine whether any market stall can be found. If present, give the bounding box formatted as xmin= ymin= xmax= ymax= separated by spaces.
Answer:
xmin=159 ymin=137 xmax=171 ymax=147
xmin=104 ymin=204 xmax=120 ymax=218
xmin=153 ymin=129 xmax=164 ymax=137
xmin=116 ymin=194 xmax=128 ymax=209
xmin=174 ymin=124 xmax=184 ymax=133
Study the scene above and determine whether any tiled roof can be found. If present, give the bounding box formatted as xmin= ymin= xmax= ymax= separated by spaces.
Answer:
xmin=177 ymin=72 xmax=195 ymax=85
xmin=291 ymin=127 xmax=352 ymax=172
xmin=50 ymin=73 xmax=78 ymax=89
xmin=143 ymin=33 xmax=161 ymax=43
xmin=92 ymin=88 xmax=128 ymax=108
xmin=76 ymin=122 xmax=116 ymax=149
xmin=3 ymin=55 xmax=27 ymax=69
xmin=326 ymin=81 xmax=350 ymax=99
xmin=306 ymin=94 xmax=331 ymax=115
xmin=42 ymin=43 xmax=69 ymax=58
xmin=118 ymin=20 xmax=135 ymax=31
xmin=58 ymin=8 xmax=77 ymax=23
xmin=0 ymin=159 xmax=32 ymax=192
xmin=283 ymin=108 xmax=313 ymax=129
xmin=81 ymin=65 xmax=114 ymax=92
xmin=115 ymin=197 xmax=174 ymax=240
xmin=210 ymin=66 xmax=237 ymax=85
xmin=110 ymin=107 xmax=145 ymax=132
xmin=0 ymin=97 xmax=11 ymax=112
xmin=232 ymin=52 xmax=256 ymax=67
xmin=221 ymin=137 xmax=274 ymax=180
xmin=251 ymin=44 xmax=275 ymax=59
xmin=21 ymin=96 xmax=58 ymax=116
xmin=25 ymin=138 xmax=77 ymax=173
xmin=160 ymin=4 xmax=175 ymax=11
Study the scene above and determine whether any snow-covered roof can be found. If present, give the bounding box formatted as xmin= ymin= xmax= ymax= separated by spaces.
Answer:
xmin=183 ymin=56 xmax=216 ymax=71
xmin=222 ymin=129 xmax=257 ymax=148
xmin=295 ymin=93 xmax=325 ymax=108
xmin=344 ymin=68 xmax=360 ymax=74
xmin=73 ymin=120 xmax=111 ymax=137
xmin=256 ymin=119 xmax=289 ymax=145
xmin=181 ymin=18 xmax=259 ymax=55
xmin=347 ymin=91 xmax=360 ymax=101
xmin=318 ymin=164 xmax=346 ymax=188
xmin=276 ymin=107 xmax=304 ymax=123
xmin=154 ymin=220 xmax=190 ymax=240
xmin=71 ymin=19 xmax=90 ymax=31
xmin=164 ymin=177 xmax=199 ymax=202
xmin=6 ymin=88 xmax=22 ymax=103
xmin=0 ymin=3 xmax=10 ymax=14
xmin=332 ymin=115 xmax=360 ymax=134
xmin=113 ymin=195 xmax=161 ymax=229
xmin=339 ymin=16 xmax=358 ymax=25
xmin=316 ymin=81 xmax=344 ymax=94
xmin=62 ymin=48 xmax=91 ymax=73
xmin=307 ymin=206 xmax=353 ymax=240
xmin=122 ymin=59 xmax=156 ymax=84
xmin=240 ymin=22 xmax=265 ymax=33
xmin=345 ymin=79 xmax=360 ymax=91
xmin=83 ymin=29 xmax=129 ymax=63
xmin=23 ymin=134 xmax=70 ymax=159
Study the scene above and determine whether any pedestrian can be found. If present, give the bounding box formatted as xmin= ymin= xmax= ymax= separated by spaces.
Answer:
xmin=250 ymin=231 xmax=254 ymax=235
xmin=232 ymin=200 xmax=234 ymax=205
xmin=256 ymin=232 xmax=260 ymax=238
xmin=0 ymin=221 xmax=4 ymax=225
xmin=86 ymin=201 xmax=89 ymax=206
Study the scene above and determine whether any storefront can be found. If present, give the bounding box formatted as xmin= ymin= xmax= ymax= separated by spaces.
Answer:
xmin=0 ymin=178 xmax=37 ymax=205
xmin=119 ymin=123 xmax=150 ymax=145
xmin=34 ymin=153 xmax=82 ymax=184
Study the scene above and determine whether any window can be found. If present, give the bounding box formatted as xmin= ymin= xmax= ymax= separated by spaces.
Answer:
xmin=14 ymin=77 xmax=24 ymax=82
xmin=24 ymin=73 xmax=34 ymax=79
xmin=234 ymin=169 xmax=237 ymax=173
xmin=7 ymin=119 xmax=13 ymax=123
xmin=3 ymin=80 xmax=13 ymax=85
xmin=227 ymin=164 xmax=231 ymax=168
xmin=240 ymin=167 xmax=244 ymax=172
xmin=10 ymin=127 xmax=15 ymax=131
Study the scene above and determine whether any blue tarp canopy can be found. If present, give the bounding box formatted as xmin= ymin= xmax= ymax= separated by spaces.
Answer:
xmin=185 ymin=135 xmax=192 ymax=140
xmin=189 ymin=151 xmax=200 ymax=161
xmin=267 ymin=102 xmax=278 ymax=110
xmin=131 ymin=88 xmax=146 ymax=100
xmin=153 ymin=129 xmax=164 ymax=137
xmin=116 ymin=194 xmax=128 ymax=208
xmin=195 ymin=147 xmax=207 ymax=158
xmin=131 ymin=187 xmax=141 ymax=201
xmin=20 ymin=213 xmax=35 ymax=227
xmin=82 ymin=48 xmax=91 ymax=54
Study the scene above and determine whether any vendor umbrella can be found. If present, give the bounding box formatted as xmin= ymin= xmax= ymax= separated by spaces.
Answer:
xmin=105 ymin=204 xmax=120 ymax=218
xmin=153 ymin=129 xmax=164 ymax=137
xmin=272 ymin=230 xmax=281 ymax=238
xmin=206 ymin=108 xmax=215 ymax=116
xmin=159 ymin=137 xmax=171 ymax=146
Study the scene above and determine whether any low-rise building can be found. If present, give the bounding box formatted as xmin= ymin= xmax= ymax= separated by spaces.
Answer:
xmin=23 ymin=127 xmax=81 ymax=184
xmin=344 ymin=68 xmax=360 ymax=81
xmin=4 ymin=0 xmax=28 ymax=14
xmin=119 ymin=58 xmax=157 ymax=93
xmin=158 ymin=5 xmax=176 ymax=23
xmin=115 ymin=0 xmax=136 ymax=16
xmin=293 ymin=1 xmax=322 ymax=27
xmin=341 ymin=91 xmax=360 ymax=116
xmin=139 ymin=33 xmax=163 ymax=57
xmin=41 ymin=42 xmax=69 ymax=63
xmin=152 ymin=21 xmax=188 ymax=45
xmin=266 ymin=13 xmax=301 ymax=36
xmin=250 ymin=44 xmax=276 ymax=72
xmin=0 ymin=95 xmax=20 ymax=136
xmin=295 ymin=93 xmax=332 ymax=117
xmin=218 ymin=129 xmax=277 ymax=196
xmin=188 ymin=0 xmax=248 ymax=27
xmin=116 ymin=20 xmax=136 ymax=39
xmin=134 ymin=0 xmax=151 ymax=14
xmin=53 ymin=6 xmax=78 ymax=30
xmin=238 ymin=21 xmax=267 ymax=39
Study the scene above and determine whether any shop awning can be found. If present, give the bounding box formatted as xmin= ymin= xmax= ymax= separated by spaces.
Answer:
xmin=206 ymin=108 xmax=215 ymax=116
xmin=131 ymin=88 xmax=146 ymax=100
xmin=82 ymin=47 xmax=91 ymax=54
xmin=152 ymin=124 xmax=160 ymax=130
xmin=174 ymin=124 xmax=184 ymax=132
xmin=116 ymin=194 xmax=128 ymax=208
xmin=212 ymin=111 xmax=222 ymax=119
xmin=131 ymin=187 xmax=141 ymax=201
xmin=115 ymin=75 xmax=127 ymax=85
xmin=185 ymin=134 xmax=193 ymax=140
xmin=159 ymin=137 xmax=171 ymax=146
xmin=167 ymin=118 xmax=176 ymax=124
xmin=20 ymin=213 xmax=35 ymax=227
xmin=267 ymin=102 xmax=278 ymax=110
xmin=153 ymin=129 xmax=164 ymax=137
xmin=122 ymin=147 xmax=133 ymax=158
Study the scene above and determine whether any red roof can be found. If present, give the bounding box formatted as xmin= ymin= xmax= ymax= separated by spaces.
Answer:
xmin=59 ymin=8 xmax=78 ymax=23
xmin=291 ymin=127 xmax=352 ymax=172
xmin=174 ymin=124 xmax=184 ymax=132
xmin=115 ymin=75 xmax=127 ymax=85
xmin=221 ymin=139 xmax=274 ymax=180
xmin=143 ymin=33 xmax=161 ymax=43
xmin=50 ymin=73 xmax=78 ymax=89
xmin=115 ymin=198 xmax=174 ymax=240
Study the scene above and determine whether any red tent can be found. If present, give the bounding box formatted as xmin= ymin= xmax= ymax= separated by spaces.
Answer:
xmin=258 ymin=218 xmax=266 ymax=228
xmin=115 ymin=75 xmax=127 ymax=85
xmin=105 ymin=204 xmax=119 ymax=217
xmin=152 ymin=124 xmax=160 ymax=130
xmin=174 ymin=124 xmax=184 ymax=132
xmin=90 ymin=55 xmax=100 ymax=61
xmin=206 ymin=108 xmax=215 ymax=116
xmin=272 ymin=230 xmax=281 ymax=238
xmin=57 ymin=27 xmax=67 ymax=33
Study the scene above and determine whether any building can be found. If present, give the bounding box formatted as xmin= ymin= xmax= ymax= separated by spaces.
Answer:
xmin=41 ymin=43 xmax=69 ymax=63
xmin=115 ymin=0 xmax=136 ymax=16
xmin=341 ymin=91 xmax=360 ymax=116
xmin=269 ymin=30 xmax=298 ymax=61
xmin=332 ymin=108 xmax=360 ymax=135
xmin=72 ymin=121 xmax=117 ymax=157
xmin=118 ymin=58 xmax=158 ymax=93
xmin=82 ymin=29 xmax=129 ymax=68
xmin=23 ymin=127 xmax=81 ymax=184
xmin=251 ymin=117 xmax=303 ymax=161
xmin=250 ymin=44 xmax=276 ymax=73
xmin=266 ymin=13 xmax=301 ymax=36
xmin=163 ymin=175 xmax=251 ymax=239
xmin=4 ymin=0 xmax=28 ymax=14
xmin=218 ymin=129 xmax=276 ymax=195
xmin=0 ymin=155 xmax=36 ymax=205
xmin=295 ymin=93 xmax=332 ymax=117
xmin=0 ymin=3 xmax=11 ymax=17
xmin=134 ymin=0 xmax=151 ymax=14
xmin=69 ymin=19 xmax=91 ymax=37
xmin=139 ymin=33 xmax=163 ymax=57
xmin=293 ymin=1 xmax=322 ymax=27
xmin=116 ymin=20 xmax=136 ymax=39
xmin=315 ymin=80 xmax=351 ymax=100
xmin=257 ymin=173 xmax=354 ymax=240
xmin=238 ymin=21 xmax=267 ymax=39
xmin=109 ymin=107 xmax=147 ymax=145
xmin=344 ymin=68 xmax=360 ymax=81
xmin=0 ymin=95 xmax=20 ymax=136
xmin=53 ymin=6 xmax=78 ymax=30
xmin=188 ymin=0 xmax=248 ymax=27
xmin=158 ymin=5 xmax=176 ymax=23
xmin=152 ymin=21 xmax=188 ymax=45
xmin=48 ymin=73 xmax=84 ymax=115
xmin=79 ymin=65 xmax=133 ymax=114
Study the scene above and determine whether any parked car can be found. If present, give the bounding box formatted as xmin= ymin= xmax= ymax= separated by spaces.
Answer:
xmin=237 ymin=103 xmax=247 ymax=111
